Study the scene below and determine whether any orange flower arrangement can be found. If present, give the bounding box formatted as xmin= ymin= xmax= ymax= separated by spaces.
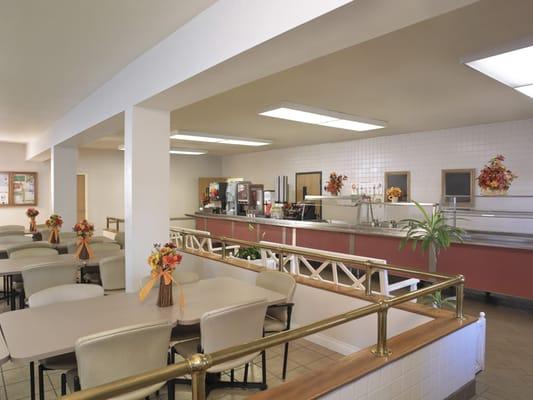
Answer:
xmin=140 ymin=242 xmax=183 ymax=308
xmin=386 ymin=186 xmax=402 ymax=201
xmin=73 ymin=220 xmax=95 ymax=260
xmin=45 ymin=214 xmax=63 ymax=243
xmin=477 ymin=155 xmax=517 ymax=194
xmin=26 ymin=208 xmax=39 ymax=232
xmin=324 ymin=172 xmax=348 ymax=195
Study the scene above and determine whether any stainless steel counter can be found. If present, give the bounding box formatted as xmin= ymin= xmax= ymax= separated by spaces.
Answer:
xmin=189 ymin=212 xmax=533 ymax=251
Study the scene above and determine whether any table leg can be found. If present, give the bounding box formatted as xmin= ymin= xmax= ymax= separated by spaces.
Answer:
xmin=30 ymin=361 xmax=35 ymax=400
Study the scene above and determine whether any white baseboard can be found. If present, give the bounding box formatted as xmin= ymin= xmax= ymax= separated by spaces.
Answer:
xmin=291 ymin=322 xmax=359 ymax=356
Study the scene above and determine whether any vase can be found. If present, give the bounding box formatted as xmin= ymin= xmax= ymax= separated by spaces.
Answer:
xmin=157 ymin=276 xmax=173 ymax=307
xmin=49 ymin=228 xmax=60 ymax=244
xmin=391 ymin=197 xmax=399 ymax=203
xmin=29 ymin=217 xmax=36 ymax=233
xmin=481 ymin=187 xmax=508 ymax=196
xmin=77 ymin=241 xmax=91 ymax=260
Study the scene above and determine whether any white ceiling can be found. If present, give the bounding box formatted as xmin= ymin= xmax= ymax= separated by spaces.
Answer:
xmin=0 ymin=0 xmax=216 ymax=143
xmin=158 ymin=0 xmax=533 ymax=156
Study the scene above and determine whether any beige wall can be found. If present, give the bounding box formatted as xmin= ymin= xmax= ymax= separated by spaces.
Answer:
xmin=0 ymin=144 xmax=222 ymax=233
xmin=0 ymin=142 xmax=51 ymax=226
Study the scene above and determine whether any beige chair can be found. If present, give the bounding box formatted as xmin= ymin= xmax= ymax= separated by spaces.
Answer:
xmin=67 ymin=240 xmax=121 ymax=255
xmin=27 ymin=283 xmax=104 ymax=397
xmin=7 ymin=242 xmax=58 ymax=259
xmin=28 ymin=283 xmax=104 ymax=308
xmin=21 ymin=261 xmax=78 ymax=300
xmin=0 ymin=235 xmax=32 ymax=244
xmin=114 ymin=231 xmax=125 ymax=248
xmin=141 ymin=270 xmax=200 ymax=288
xmin=173 ymin=300 xmax=268 ymax=393
xmin=256 ymin=270 xmax=296 ymax=380
xmin=0 ymin=230 xmax=25 ymax=237
xmin=67 ymin=321 xmax=173 ymax=399
xmin=99 ymin=255 xmax=125 ymax=294
xmin=0 ymin=225 xmax=25 ymax=232
xmin=60 ymin=232 xmax=78 ymax=241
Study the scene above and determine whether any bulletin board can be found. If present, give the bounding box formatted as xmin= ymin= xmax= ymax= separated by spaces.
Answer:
xmin=0 ymin=172 xmax=38 ymax=207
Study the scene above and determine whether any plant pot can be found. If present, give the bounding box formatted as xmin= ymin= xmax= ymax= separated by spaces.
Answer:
xmin=480 ymin=187 xmax=508 ymax=196
xmin=157 ymin=276 xmax=173 ymax=307
xmin=391 ymin=197 xmax=399 ymax=203
xmin=49 ymin=228 xmax=60 ymax=244
xmin=29 ymin=218 xmax=36 ymax=233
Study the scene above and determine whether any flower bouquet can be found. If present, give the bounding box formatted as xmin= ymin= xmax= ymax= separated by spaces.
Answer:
xmin=140 ymin=242 xmax=183 ymax=308
xmin=26 ymin=208 xmax=39 ymax=232
xmin=45 ymin=214 xmax=63 ymax=244
xmin=477 ymin=155 xmax=517 ymax=195
xmin=386 ymin=187 xmax=402 ymax=202
xmin=73 ymin=220 xmax=95 ymax=260
xmin=324 ymin=172 xmax=348 ymax=196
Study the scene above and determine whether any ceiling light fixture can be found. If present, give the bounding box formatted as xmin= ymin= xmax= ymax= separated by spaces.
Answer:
xmin=259 ymin=103 xmax=387 ymax=132
xmin=170 ymin=131 xmax=271 ymax=146
xmin=117 ymin=144 xmax=207 ymax=155
xmin=463 ymin=41 xmax=533 ymax=99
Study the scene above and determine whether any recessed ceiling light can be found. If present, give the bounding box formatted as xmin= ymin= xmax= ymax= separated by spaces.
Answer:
xmin=464 ymin=42 xmax=533 ymax=98
xmin=259 ymin=103 xmax=386 ymax=132
xmin=170 ymin=131 xmax=271 ymax=146
xmin=118 ymin=144 xmax=207 ymax=155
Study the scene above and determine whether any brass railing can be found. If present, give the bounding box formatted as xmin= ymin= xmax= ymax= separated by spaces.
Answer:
xmin=104 ymin=217 xmax=194 ymax=232
xmin=62 ymin=231 xmax=465 ymax=400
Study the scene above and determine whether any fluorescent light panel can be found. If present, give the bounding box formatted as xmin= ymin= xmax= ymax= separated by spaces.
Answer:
xmin=259 ymin=103 xmax=386 ymax=132
xmin=118 ymin=145 xmax=207 ymax=155
xmin=170 ymin=132 xmax=271 ymax=146
xmin=464 ymin=43 xmax=533 ymax=99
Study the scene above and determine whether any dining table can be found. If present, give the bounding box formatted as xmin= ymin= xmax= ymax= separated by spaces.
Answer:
xmin=0 ymin=276 xmax=285 ymax=399
xmin=0 ymin=236 xmax=117 ymax=258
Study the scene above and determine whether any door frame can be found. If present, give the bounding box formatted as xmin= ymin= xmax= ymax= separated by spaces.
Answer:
xmin=77 ymin=173 xmax=89 ymax=221
xmin=295 ymin=171 xmax=322 ymax=218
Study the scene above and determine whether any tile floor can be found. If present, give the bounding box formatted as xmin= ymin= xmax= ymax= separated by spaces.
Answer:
xmin=0 ymin=295 xmax=530 ymax=399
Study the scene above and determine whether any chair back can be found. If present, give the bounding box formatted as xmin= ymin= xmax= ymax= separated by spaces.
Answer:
xmin=7 ymin=242 xmax=58 ymax=259
xmin=99 ymin=255 xmax=125 ymax=290
xmin=256 ymin=270 xmax=296 ymax=322
xmin=0 ymin=235 xmax=32 ymax=244
xmin=201 ymin=300 xmax=268 ymax=373
xmin=21 ymin=261 xmax=78 ymax=298
xmin=0 ymin=225 xmax=25 ymax=232
xmin=75 ymin=321 xmax=172 ymax=397
xmin=59 ymin=232 xmax=78 ymax=240
xmin=114 ymin=231 xmax=125 ymax=248
xmin=0 ymin=230 xmax=25 ymax=237
xmin=28 ymin=284 xmax=104 ymax=308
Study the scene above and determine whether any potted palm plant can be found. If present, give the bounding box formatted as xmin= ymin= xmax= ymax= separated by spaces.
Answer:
xmin=399 ymin=202 xmax=465 ymax=273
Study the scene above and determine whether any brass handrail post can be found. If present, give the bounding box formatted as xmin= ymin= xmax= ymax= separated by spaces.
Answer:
xmin=365 ymin=267 xmax=374 ymax=296
xmin=221 ymin=238 xmax=227 ymax=260
xmin=455 ymin=275 xmax=465 ymax=320
xmin=372 ymin=301 xmax=391 ymax=357
xmin=279 ymin=250 xmax=284 ymax=272
xmin=181 ymin=234 xmax=186 ymax=251
xmin=189 ymin=353 xmax=211 ymax=400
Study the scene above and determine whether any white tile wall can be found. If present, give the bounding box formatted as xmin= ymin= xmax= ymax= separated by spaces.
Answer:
xmin=321 ymin=319 xmax=483 ymax=400
xmin=222 ymin=118 xmax=533 ymax=231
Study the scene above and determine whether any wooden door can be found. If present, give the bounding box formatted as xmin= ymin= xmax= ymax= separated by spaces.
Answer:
xmin=295 ymin=172 xmax=322 ymax=202
xmin=76 ymin=174 xmax=86 ymax=222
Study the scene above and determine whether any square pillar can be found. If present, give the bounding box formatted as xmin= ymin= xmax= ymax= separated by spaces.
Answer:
xmin=51 ymin=146 xmax=78 ymax=229
xmin=124 ymin=106 xmax=170 ymax=292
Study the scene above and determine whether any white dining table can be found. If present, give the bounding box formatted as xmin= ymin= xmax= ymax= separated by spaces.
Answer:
xmin=0 ymin=277 xmax=286 ymax=365
xmin=0 ymin=250 xmax=124 ymax=276
xmin=0 ymin=236 xmax=116 ymax=258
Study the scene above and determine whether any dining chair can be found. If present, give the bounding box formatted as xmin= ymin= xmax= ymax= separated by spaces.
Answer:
xmin=0 ymin=235 xmax=32 ymax=244
xmin=114 ymin=231 xmax=125 ymax=248
xmin=99 ymin=254 xmax=125 ymax=294
xmin=0 ymin=230 xmax=25 ymax=237
xmin=66 ymin=239 xmax=120 ymax=254
xmin=141 ymin=270 xmax=200 ymax=288
xmin=256 ymin=270 xmax=296 ymax=380
xmin=27 ymin=283 xmax=104 ymax=398
xmin=173 ymin=299 xmax=269 ymax=394
xmin=0 ymin=225 xmax=25 ymax=232
xmin=21 ymin=261 xmax=78 ymax=300
xmin=6 ymin=242 xmax=58 ymax=259
xmin=77 ymin=242 xmax=121 ymax=283
xmin=67 ymin=321 xmax=173 ymax=399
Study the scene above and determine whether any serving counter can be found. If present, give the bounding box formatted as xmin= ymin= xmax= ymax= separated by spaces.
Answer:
xmin=188 ymin=212 xmax=533 ymax=300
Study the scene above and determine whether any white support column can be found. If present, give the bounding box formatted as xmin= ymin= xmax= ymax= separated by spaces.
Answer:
xmin=51 ymin=146 xmax=78 ymax=229
xmin=124 ymin=106 xmax=170 ymax=292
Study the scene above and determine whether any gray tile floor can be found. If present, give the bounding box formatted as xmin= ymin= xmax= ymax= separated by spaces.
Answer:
xmin=0 ymin=295 xmax=529 ymax=399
